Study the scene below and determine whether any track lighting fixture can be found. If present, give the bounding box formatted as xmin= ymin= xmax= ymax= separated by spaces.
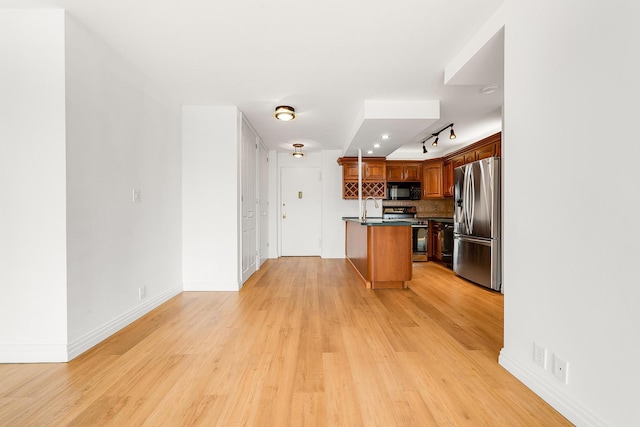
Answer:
xmin=421 ymin=123 xmax=456 ymax=154
xmin=291 ymin=143 xmax=304 ymax=158
xmin=274 ymin=105 xmax=296 ymax=121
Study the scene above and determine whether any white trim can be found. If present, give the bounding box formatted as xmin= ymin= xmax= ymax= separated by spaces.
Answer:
xmin=67 ymin=286 xmax=182 ymax=361
xmin=183 ymin=281 xmax=240 ymax=292
xmin=0 ymin=344 xmax=68 ymax=363
xmin=0 ymin=286 xmax=182 ymax=363
xmin=499 ymin=349 xmax=608 ymax=427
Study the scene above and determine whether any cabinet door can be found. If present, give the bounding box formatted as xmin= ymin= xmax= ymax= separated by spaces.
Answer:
xmin=451 ymin=155 xmax=465 ymax=170
xmin=443 ymin=160 xmax=454 ymax=197
xmin=475 ymin=143 xmax=496 ymax=160
xmin=343 ymin=162 xmax=360 ymax=180
xmin=464 ymin=152 xmax=476 ymax=164
xmin=404 ymin=164 xmax=422 ymax=181
xmin=423 ymin=160 xmax=443 ymax=198
xmin=364 ymin=161 xmax=386 ymax=180
xmin=386 ymin=165 xmax=404 ymax=181
xmin=430 ymin=223 xmax=442 ymax=260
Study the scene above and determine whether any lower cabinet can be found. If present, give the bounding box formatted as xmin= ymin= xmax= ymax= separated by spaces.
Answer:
xmin=430 ymin=222 xmax=442 ymax=261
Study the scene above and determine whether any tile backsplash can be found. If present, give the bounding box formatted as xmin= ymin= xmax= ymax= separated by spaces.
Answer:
xmin=382 ymin=198 xmax=454 ymax=218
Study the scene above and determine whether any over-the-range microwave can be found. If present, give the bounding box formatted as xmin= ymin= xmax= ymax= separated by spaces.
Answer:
xmin=387 ymin=182 xmax=421 ymax=200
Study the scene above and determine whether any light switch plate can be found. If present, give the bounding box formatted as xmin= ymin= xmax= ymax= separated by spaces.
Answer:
xmin=133 ymin=188 xmax=141 ymax=203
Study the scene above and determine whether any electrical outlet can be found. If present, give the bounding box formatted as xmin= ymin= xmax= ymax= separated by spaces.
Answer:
xmin=553 ymin=355 xmax=569 ymax=383
xmin=138 ymin=286 xmax=146 ymax=299
xmin=533 ymin=343 xmax=547 ymax=368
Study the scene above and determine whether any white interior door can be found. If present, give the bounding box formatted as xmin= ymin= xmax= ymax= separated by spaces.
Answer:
xmin=241 ymin=120 xmax=257 ymax=283
xmin=281 ymin=167 xmax=321 ymax=256
xmin=258 ymin=143 xmax=269 ymax=267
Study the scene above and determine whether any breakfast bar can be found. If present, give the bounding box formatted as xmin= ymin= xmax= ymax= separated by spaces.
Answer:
xmin=343 ymin=217 xmax=412 ymax=289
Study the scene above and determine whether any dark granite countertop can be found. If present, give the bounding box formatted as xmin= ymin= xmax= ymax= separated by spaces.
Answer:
xmin=342 ymin=217 xmax=413 ymax=226
xmin=416 ymin=217 xmax=454 ymax=223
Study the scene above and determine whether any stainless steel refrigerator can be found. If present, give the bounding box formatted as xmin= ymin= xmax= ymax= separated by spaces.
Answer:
xmin=453 ymin=157 xmax=501 ymax=291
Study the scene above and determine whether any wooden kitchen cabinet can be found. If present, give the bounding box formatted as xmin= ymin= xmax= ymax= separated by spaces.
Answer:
xmin=430 ymin=222 xmax=442 ymax=261
xmin=475 ymin=142 xmax=497 ymax=160
xmin=364 ymin=160 xmax=386 ymax=181
xmin=422 ymin=159 xmax=443 ymax=199
xmin=442 ymin=132 xmax=502 ymax=197
xmin=337 ymin=157 xmax=386 ymax=199
xmin=443 ymin=160 xmax=454 ymax=197
xmin=386 ymin=161 xmax=423 ymax=182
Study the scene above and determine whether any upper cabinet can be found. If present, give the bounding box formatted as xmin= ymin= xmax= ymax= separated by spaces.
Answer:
xmin=337 ymin=157 xmax=386 ymax=199
xmin=442 ymin=132 xmax=501 ymax=197
xmin=443 ymin=160 xmax=454 ymax=197
xmin=386 ymin=161 xmax=423 ymax=182
xmin=337 ymin=132 xmax=500 ymax=199
xmin=423 ymin=159 xmax=444 ymax=198
xmin=364 ymin=160 xmax=386 ymax=181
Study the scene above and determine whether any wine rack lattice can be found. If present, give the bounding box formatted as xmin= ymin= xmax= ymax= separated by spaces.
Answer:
xmin=343 ymin=181 xmax=386 ymax=199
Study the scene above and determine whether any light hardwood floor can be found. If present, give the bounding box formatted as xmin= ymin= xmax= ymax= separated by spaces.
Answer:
xmin=0 ymin=258 xmax=571 ymax=426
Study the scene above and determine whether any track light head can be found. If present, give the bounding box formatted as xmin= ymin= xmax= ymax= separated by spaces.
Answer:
xmin=449 ymin=127 xmax=456 ymax=139
xmin=432 ymin=136 xmax=439 ymax=147
xmin=422 ymin=143 xmax=427 ymax=154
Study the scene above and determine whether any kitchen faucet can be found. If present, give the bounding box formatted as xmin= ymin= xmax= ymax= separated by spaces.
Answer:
xmin=361 ymin=196 xmax=379 ymax=222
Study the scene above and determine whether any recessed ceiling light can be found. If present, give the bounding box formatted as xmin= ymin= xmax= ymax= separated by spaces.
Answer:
xmin=480 ymin=84 xmax=499 ymax=95
xmin=367 ymin=150 xmax=373 ymax=154
xmin=374 ymin=143 xmax=380 ymax=148
xmin=381 ymin=134 xmax=390 ymax=140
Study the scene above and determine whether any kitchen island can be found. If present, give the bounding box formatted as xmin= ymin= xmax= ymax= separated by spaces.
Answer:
xmin=343 ymin=217 xmax=412 ymax=289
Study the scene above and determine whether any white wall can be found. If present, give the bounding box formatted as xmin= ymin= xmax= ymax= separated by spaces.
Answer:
xmin=64 ymin=15 xmax=182 ymax=357
xmin=182 ymin=106 xmax=241 ymax=290
xmin=321 ymin=150 xmax=360 ymax=258
xmin=0 ymin=10 xmax=182 ymax=362
xmin=495 ymin=1 xmax=640 ymax=425
xmin=0 ymin=10 xmax=68 ymax=362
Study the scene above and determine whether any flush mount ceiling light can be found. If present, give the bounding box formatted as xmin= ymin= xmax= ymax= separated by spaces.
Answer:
xmin=422 ymin=123 xmax=456 ymax=154
xmin=274 ymin=105 xmax=296 ymax=121
xmin=291 ymin=143 xmax=304 ymax=158
xmin=381 ymin=134 xmax=390 ymax=140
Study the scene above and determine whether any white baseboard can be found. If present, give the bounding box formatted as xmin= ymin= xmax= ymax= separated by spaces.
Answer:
xmin=66 ymin=285 xmax=182 ymax=361
xmin=499 ymin=348 xmax=607 ymax=427
xmin=183 ymin=280 xmax=240 ymax=291
xmin=0 ymin=286 xmax=182 ymax=363
xmin=0 ymin=344 xmax=68 ymax=363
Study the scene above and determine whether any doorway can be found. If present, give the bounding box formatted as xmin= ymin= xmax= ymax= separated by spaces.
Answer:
xmin=280 ymin=167 xmax=321 ymax=256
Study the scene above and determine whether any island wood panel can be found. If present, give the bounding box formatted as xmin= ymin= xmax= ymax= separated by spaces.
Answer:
xmin=367 ymin=225 xmax=412 ymax=289
xmin=345 ymin=221 xmax=412 ymax=289
xmin=345 ymin=220 xmax=369 ymax=287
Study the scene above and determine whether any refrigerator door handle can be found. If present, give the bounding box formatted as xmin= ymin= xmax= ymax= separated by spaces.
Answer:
xmin=455 ymin=234 xmax=492 ymax=246
xmin=468 ymin=166 xmax=475 ymax=234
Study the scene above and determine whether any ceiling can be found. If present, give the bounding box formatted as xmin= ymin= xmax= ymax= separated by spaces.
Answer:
xmin=1 ymin=0 xmax=505 ymax=159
